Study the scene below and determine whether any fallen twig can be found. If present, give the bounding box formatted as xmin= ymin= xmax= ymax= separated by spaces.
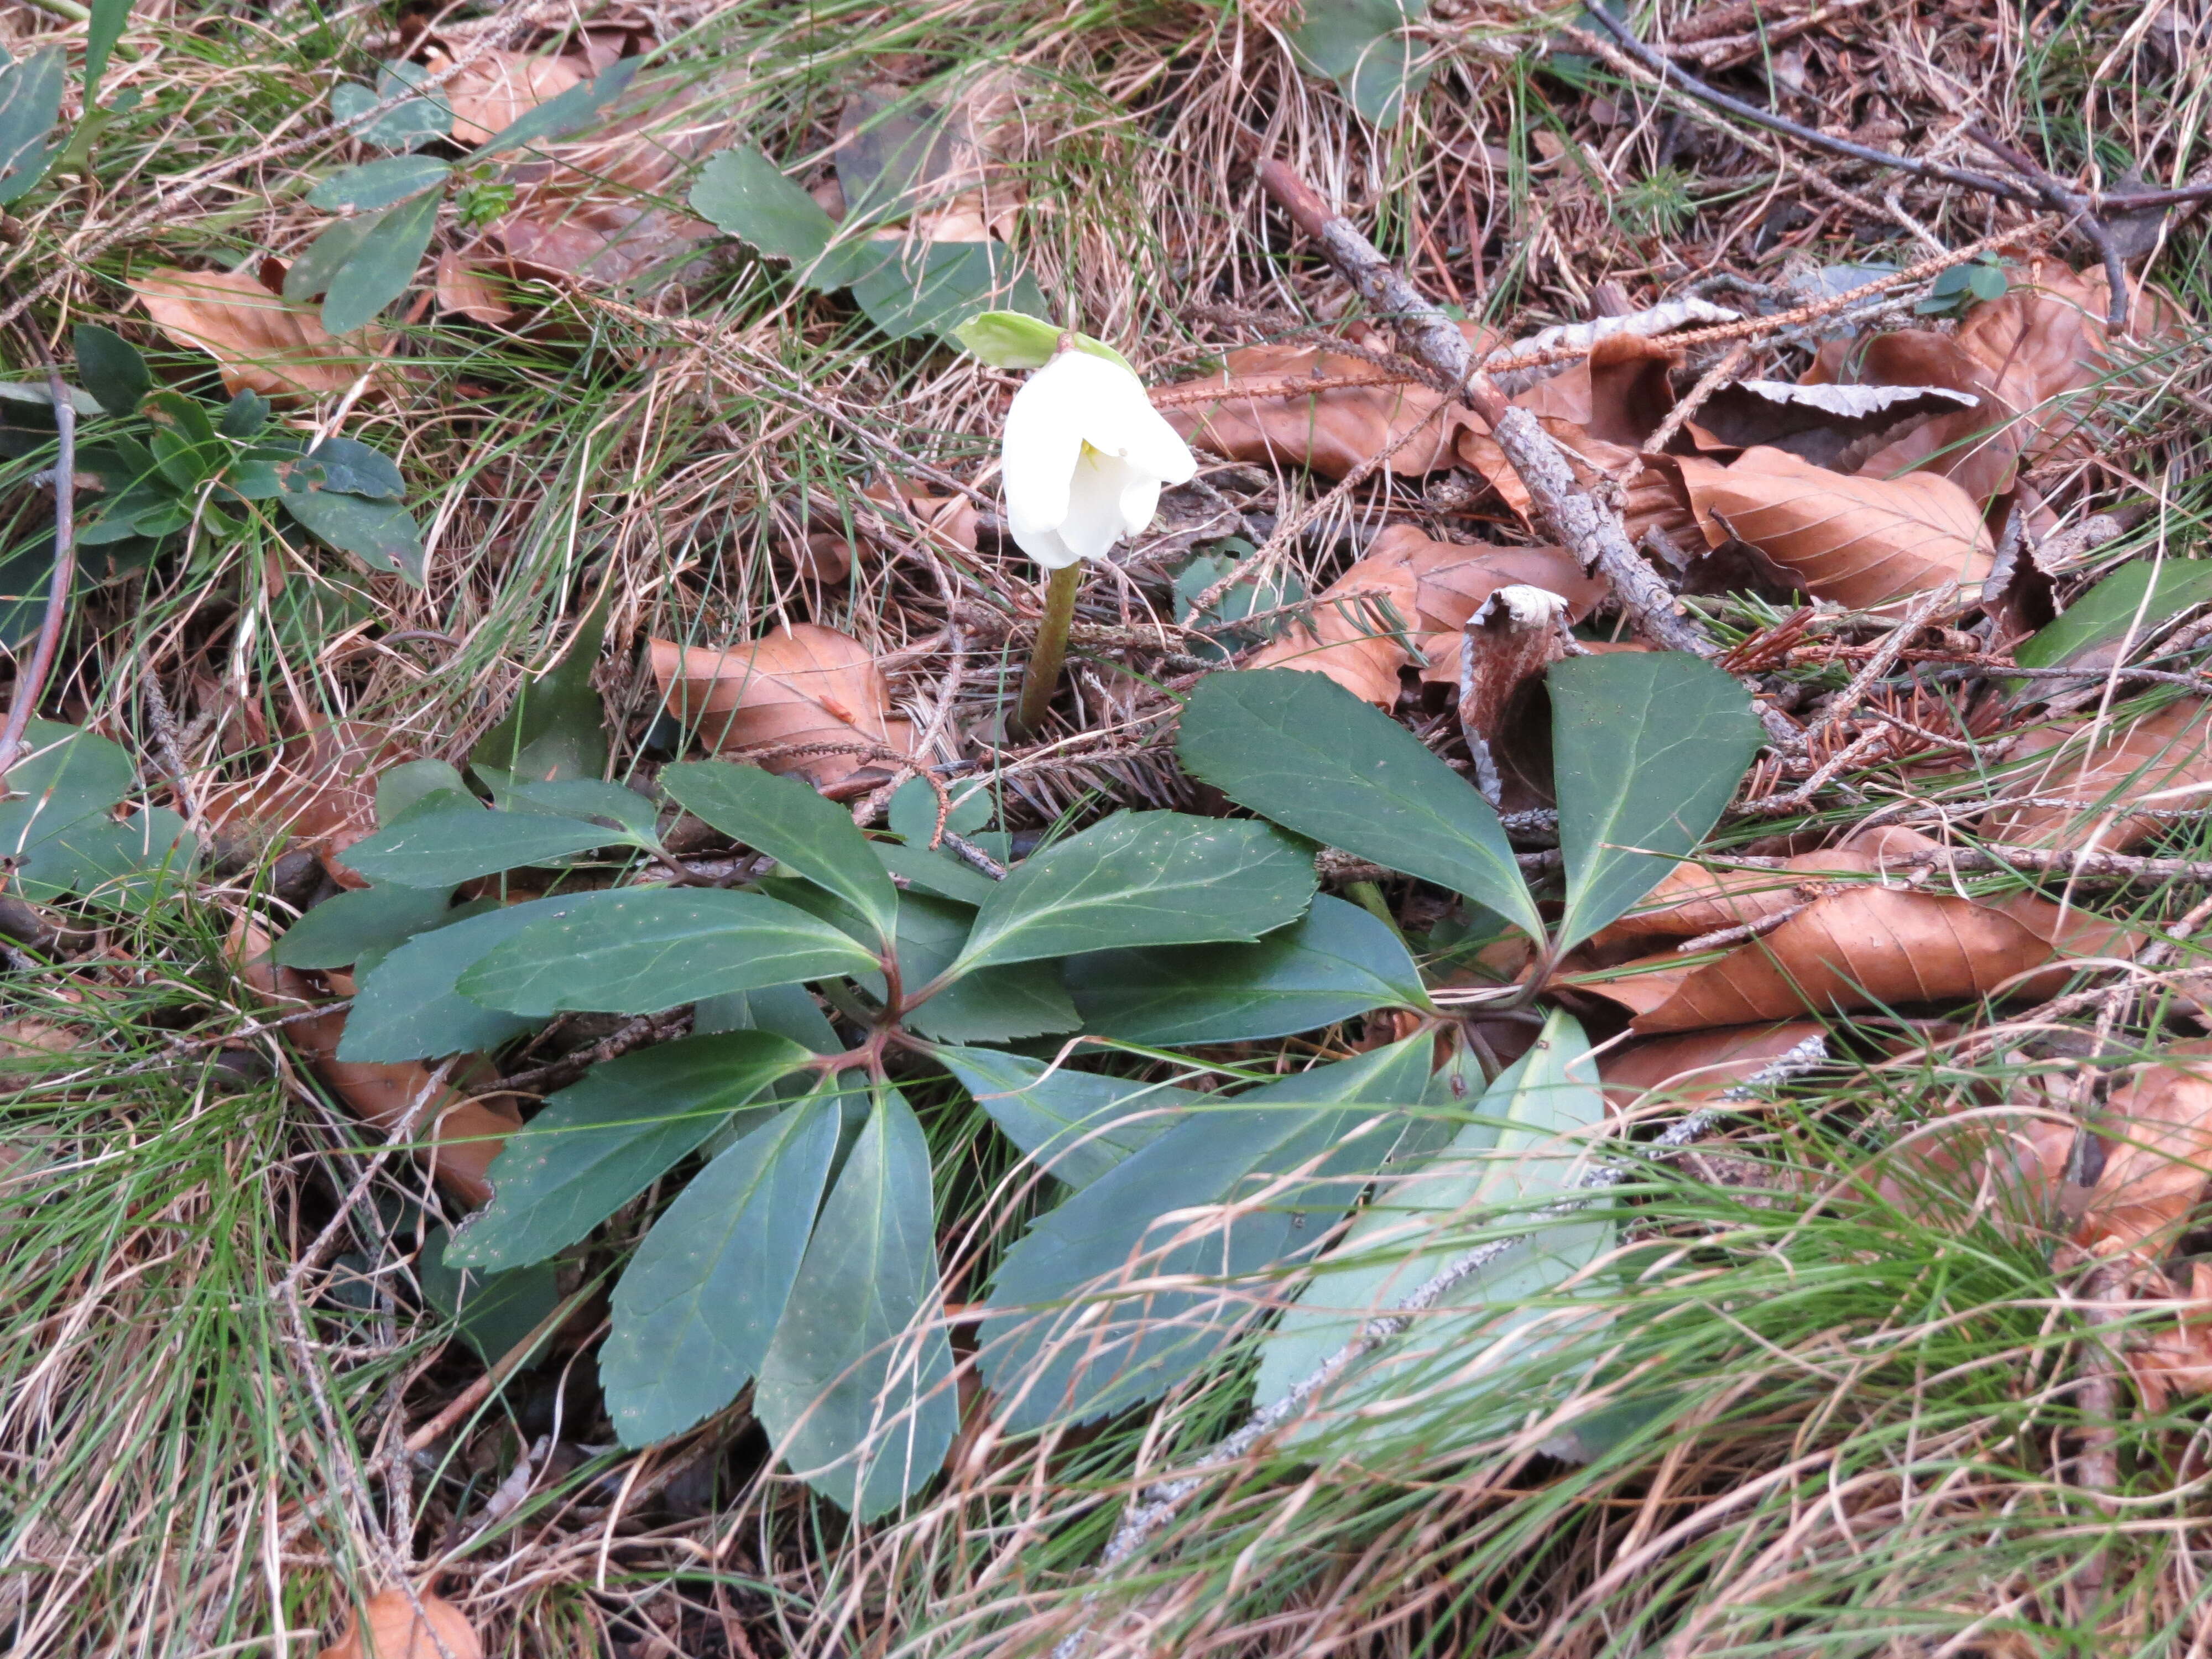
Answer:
xmin=0 ymin=367 xmax=78 ymax=778
xmin=1246 ymin=157 xmax=1802 ymax=750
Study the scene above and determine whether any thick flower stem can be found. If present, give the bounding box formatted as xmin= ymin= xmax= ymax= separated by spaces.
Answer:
xmin=1013 ymin=563 xmax=1082 ymax=740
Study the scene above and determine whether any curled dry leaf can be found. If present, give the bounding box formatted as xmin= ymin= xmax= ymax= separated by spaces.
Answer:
xmin=2127 ymin=1262 xmax=2212 ymax=1412
xmin=1243 ymin=549 xmax=1419 ymax=707
xmin=422 ymin=47 xmax=583 ymax=147
xmin=649 ymin=623 xmax=915 ymax=788
xmin=1458 ymin=585 xmax=1570 ymax=805
xmin=1456 ymin=334 xmax=1682 ymax=525
xmin=234 ymin=922 xmax=516 ymax=1207
xmin=1162 ymin=322 xmax=1501 ymax=480
xmin=1800 ymin=330 xmax=2032 ymax=505
xmin=133 ymin=267 xmax=380 ymax=399
xmin=1243 ymin=526 xmax=1612 ymax=706
xmin=202 ymin=722 xmax=410 ymax=887
xmin=1596 ymin=1020 xmax=1829 ymax=1110
xmin=1869 ymin=1105 xmax=2073 ymax=1240
xmin=2079 ymin=1040 xmax=2212 ymax=1259
xmin=1983 ymin=697 xmax=2212 ymax=852
xmin=1671 ymin=445 xmax=1994 ymax=609
xmin=1688 ymin=378 xmax=1981 ymax=476
xmin=319 ymin=1587 xmax=483 ymax=1659
xmin=433 ymin=251 xmax=513 ymax=325
xmin=835 ymin=76 xmax=1026 ymax=244
xmin=1578 ymin=827 xmax=2136 ymax=1034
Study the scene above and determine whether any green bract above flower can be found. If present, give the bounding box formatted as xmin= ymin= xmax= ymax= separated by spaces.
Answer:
xmin=998 ymin=345 xmax=1198 ymax=572
xmin=953 ymin=310 xmax=1133 ymax=374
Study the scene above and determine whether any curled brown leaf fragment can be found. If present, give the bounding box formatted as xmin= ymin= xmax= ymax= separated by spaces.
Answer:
xmin=1597 ymin=1020 xmax=1830 ymax=1110
xmin=1458 ymin=585 xmax=1571 ymax=804
xmin=1161 ymin=323 xmax=1500 ymax=480
xmin=1983 ymin=698 xmax=2212 ymax=852
xmin=2127 ymin=1262 xmax=2212 ymax=1412
xmin=423 ymin=47 xmax=583 ymax=147
xmin=132 ymin=267 xmax=382 ymax=399
xmin=2078 ymin=1040 xmax=2212 ymax=1260
xmin=233 ymin=923 xmax=516 ymax=1208
xmin=1369 ymin=525 xmax=1606 ymax=684
xmin=1243 ymin=550 xmax=1419 ymax=707
xmin=1578 ymin=827 xmax=2136 ymax=1034
xmin=1868 ymin=1096 xmax=2074 ymax=1240
xmin=319 ymin=1587 xmax=483 ymax=1659
xmin=201 ymin=722 xmax=411 ymax=888
xmin=649 ymin=623 xmax=915 ymax=788
xmin=1671 ymin=445 xmax=1994 ymax=609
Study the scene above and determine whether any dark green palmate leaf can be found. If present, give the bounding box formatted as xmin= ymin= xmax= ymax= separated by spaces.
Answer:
xmin=337 ymin=900 xmax=552 ymax=1063
xmin=1254 ymin=1009 xmax=1614 ymax=1455
xmin=1289 ymin=0 xmax=1434 ymax=126
xmin=73 ymin=324 xmax=149 ymax=416
xmin=1178 ymin=669 xmax=1543 ymax=941
xmin=664 ymin=760 xmax=899 ymax=948
xmin=472 ymin=594 xmax=609 ymax=785
xmin=340 ymin=803 xmax=631 ymax=888
xmin=279 ymin=482 xmax=426 ymax=586
xmin=15 ymin=806 xmax=190 ymax=909
xmin=320 ymin=183 xmax=441 ymax=334
xmin=850 ymin=241 xmax=1051 ymax=342
xmin=1548 ymin=653 xmax=1764 ymax=952
xmin=947 ymin=810 xmax=1316 ymax=977
xmin=331 ymin=61 xmax=451 ymax=152
xmin=0 ymin=49 xmax=62 ymax=206
xmin=1065 ymin=894 xmax=1427 ymax=1045
xmin=473 ymin=58 xmax=639 ymax=156
xmin=978 ymin=1036 xmax=1432 ymax=1432
xmin=2011 ymin=557 xmax=2212 ymax=687
xmin=753 ymin=1086 xmax=957 ymax=1517
xmin=457 ymin=888 xmax=881 ymax=1016
xmin=1 ymin=718 xmax=133 ymax=855
xmin=82 ymin=0 xmax=129 ymax=111
xmin=283 ymin=211 xmax=389 ymax=303
xmin=273 ymin=881 xmax=458 ymax=969
xmin=451 ymin=1031 xmax=813 ymax=1272
xmin=284 ymin=435 xmax=404 ymax=499
xmin=602 ymin=1083 xmax=843 ymax=1446
xmin=687 ymin=146 xmax=878 ymax=290
xmin=938 ymin=1046 xmax=1186 ymax=1190
xmin=309 ymin=154 xmax=453 ymax=211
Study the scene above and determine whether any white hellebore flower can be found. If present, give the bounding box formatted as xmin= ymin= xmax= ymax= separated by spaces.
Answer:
xmin=1001 ymin=347 xmax=1197 ymax=571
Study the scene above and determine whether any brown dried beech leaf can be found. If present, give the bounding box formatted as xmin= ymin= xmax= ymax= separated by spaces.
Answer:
xmin=424 ymin=47 xmax=584 ymax=147
xmin=133 ymin=267 xmax=380 ymax=399
xmin=1362 ymin=524 xmax=1607 ymax=685
xmin=2128 ymin=1262 xmax=2212 ymax=1412
xmin=1597 ymin=1020 xmax=1829 ymax=1111
xmin=2079 ymin=1040 xmax=2212 ymax=1258
xmin=234 ymin=923 xmax=517 ymax=1207
xmin=649 ymin=624 xmax=915 ymax=788
xmin=1870 ymin=1106 xmax=2073 ymax=1240
xmin=1577 ymin=827 xmax=2137 ymax=1034
xmin=1800 ymin=330 xmax=2033 ymax=506
xmin=1673 ymin=445 xmax=1993 ymax=609
xmin=1162 ymin=322 xmax=1501 ymax=480
xmin=1689 ymin=378 xmax=1982 ymax=476
xmin=1455 ymin=334 xmax=1683 ymax=523
xmin=1983 ymin=698 xmax=2212 ymax=852
xmin=319 ymin=1587 xmax=483 ymax=1659
xmin=201 ymin=722 xmax=411 ymax=886
xmin=1243 ymin=550 xmax=1420 ymax=707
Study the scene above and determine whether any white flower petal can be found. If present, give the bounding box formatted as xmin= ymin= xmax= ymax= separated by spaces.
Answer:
xmin=1001 ymin=363 xmax=1087 ymax=540
xmin=1115 ymin=471 xmax=1162 ymax=542
xmin=999 ymin=345 xmax=1194 ymax=570
xmin=1058 ymin=446 xmax=1139 ymax=564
